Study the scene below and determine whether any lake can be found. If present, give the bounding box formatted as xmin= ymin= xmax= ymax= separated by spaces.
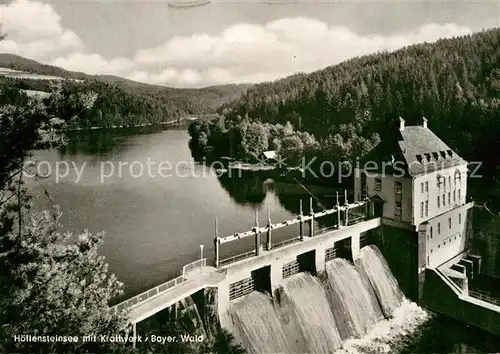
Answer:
xmin=28 ymin=127 xmax=337 ymax=297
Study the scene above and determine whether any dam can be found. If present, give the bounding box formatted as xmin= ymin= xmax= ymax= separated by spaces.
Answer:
xmin=111 ymin=118 xmax=500 ymax=349
xmin=112 ymin=194 xmax=379 ymax=343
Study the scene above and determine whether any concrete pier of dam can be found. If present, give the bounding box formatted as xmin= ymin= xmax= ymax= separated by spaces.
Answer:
xmin=215 ymin=217 xmax=381 ymax=328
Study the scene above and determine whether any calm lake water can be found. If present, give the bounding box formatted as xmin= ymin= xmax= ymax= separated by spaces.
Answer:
xmin=28 ymin=128 xmax=500 ymax=353
xmin=28 ymin=128 xmax=335 ymax=296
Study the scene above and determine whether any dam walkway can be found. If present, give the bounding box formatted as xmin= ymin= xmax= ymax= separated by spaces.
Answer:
xmin=111 ymin=260 xmax=226 ymax=323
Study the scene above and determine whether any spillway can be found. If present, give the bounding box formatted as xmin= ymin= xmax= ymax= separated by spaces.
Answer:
xmin=275 ymin=272 xmax=343 ymax=353
xmin=325 ymin=258 xmax=384 ymax=339
xmin=357 ymin=245 xmax=404 ymax=317
xmin=226 ymin=245 xmax=427 ymax=353
xmin=228 ymin=291 xmax=290 ymax=354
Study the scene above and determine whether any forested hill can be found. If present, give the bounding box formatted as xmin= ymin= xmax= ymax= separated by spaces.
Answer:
xmin=0 ymin=54 xmax=250 ymax=126
xmin=221 ymin=28 xmax=500 ymax=172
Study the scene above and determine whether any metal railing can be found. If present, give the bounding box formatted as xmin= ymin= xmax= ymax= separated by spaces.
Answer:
xmin=111 ymin=274 xmax=187 ymax=314
xmin=182 ymin=258 xmax=206 ymax=276
xmin=313 ymin=213 xmax=366 ymax=236
xmin=272 ymin=237 xmax=301 ymax=250
xmin=111 ymin=259 xmax=209 ymax=314
xmin=347 ymin=213 xmax=366 ymax=226
xmin=219 ymin=250 xmax=256 ymax=267
xmin=314 ymin=224 xmax=339 ymax=236
xmin=449 ymin=276 xmax=464 ymax=291
xmin=469 ymin=289 xmax=500 ymax=307
xmin=435 ymin=268 xmax=464 ymax=295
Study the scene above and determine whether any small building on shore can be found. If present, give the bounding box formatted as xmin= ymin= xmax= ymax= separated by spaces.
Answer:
xmin=260 ymin=150 xmax=279 ymax=163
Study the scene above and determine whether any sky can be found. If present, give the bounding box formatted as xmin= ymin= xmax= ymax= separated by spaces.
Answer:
xmin=1 ymin=0 xmax=499 ymax=88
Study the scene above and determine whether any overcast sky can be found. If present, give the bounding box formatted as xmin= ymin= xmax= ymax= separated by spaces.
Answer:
xmin=1 ymin=0 xmax=499 ymax=87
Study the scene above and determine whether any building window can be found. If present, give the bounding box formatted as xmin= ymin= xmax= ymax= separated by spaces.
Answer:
xmin=448 ymin=176 xmax=451 ymax=188
xmin=442 ymin=194 xmax=446 ymax=206
xmin=458 ymin=189 xmax=461 ymax=200
xmin=448 ymin=217 xmax=451 ymax=229
xmin=459 ymin=213 xmax=462 ymax=224
xmin=430 ymin=226 xmax=433 ymax=238
xmin=375 ymin=178 xmax=382 ymax=192
xmin=438 ymin=222 xmax=441 ymax=234
xmin=420 ymin=202 xmax=424 ymax=218
xmin=420 ymin=182 xmax=424 ymax=194
xmin=395 ymin=182 xmax=402 ymax=195
xmin=443 ymin=178 xmax=446 ymax=191
xmin=448 ymin=192 xmax=451 ymax=205
xmin=453 ymin=190 xmax=456 ymax=202
xmin=425 ymin=201 xmax=428 ymax=217
xmin=395 ymin=201 xmax=402 ymax=216
xmin=437 ymin=195 xmax=440 ymax=208
xmin=425 ymin=181 xmax=429 ymax=192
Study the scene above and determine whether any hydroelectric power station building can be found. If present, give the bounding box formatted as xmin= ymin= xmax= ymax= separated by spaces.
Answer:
xmin=354 ymin=117 xmax=499 ymax=336
xmin=113 ymin=117 xmax=500 ymax=347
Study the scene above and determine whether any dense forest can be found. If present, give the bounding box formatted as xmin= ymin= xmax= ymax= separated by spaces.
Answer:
xmin=0 ymin=54 xmax=249 ymax=127
xmin=188 ymin=117 xmax=326 ymax=166
xmin=190 ymin=29 xmax=500 ymax=187
xmin=1 ymin=77 xmax=184 ymax=128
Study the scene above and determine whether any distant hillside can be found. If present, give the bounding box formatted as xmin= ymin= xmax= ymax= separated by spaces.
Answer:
xmin=0 ymin=53 xmax=250 ymax=118
xmin=220 ymin=28 xmax=500 ymax=174
xmin=0 ymin=54 xmax=86 ymax=80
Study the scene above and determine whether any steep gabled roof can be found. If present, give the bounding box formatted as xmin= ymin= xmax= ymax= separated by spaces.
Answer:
xmin=399 ymin=125 xmax=466 ymax=176
xmin=360 ymin=121 xmax=466 ymax=177
xmin=370 ymin=194 xmax=387 ymax=202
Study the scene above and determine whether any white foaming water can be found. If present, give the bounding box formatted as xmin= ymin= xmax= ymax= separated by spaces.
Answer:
xmin=276 ymin=272 xmax=343 ymax=353
xmin=336 ymin=299 xmax=429 ymax=354
xmin=325 ymin=258 xmax=385 ymax=340
xmin=227 ymin=245 xmax=428 ymax=354
xmin=228 ymin=291 xmax=291 ymax=354
xmin=357 ymin=245 xmax=405 ymax=317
